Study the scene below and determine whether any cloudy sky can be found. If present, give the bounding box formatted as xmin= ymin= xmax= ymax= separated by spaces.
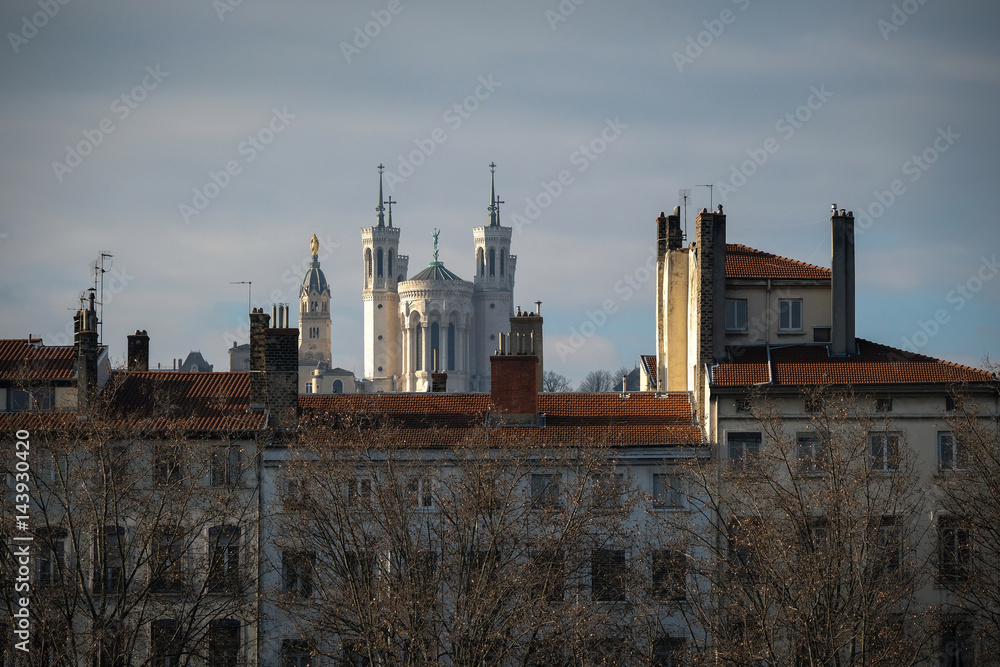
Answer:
xmin=2 ymin=0 xmax=998 ymax=386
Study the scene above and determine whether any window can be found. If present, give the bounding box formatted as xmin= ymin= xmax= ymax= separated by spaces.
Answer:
xmin=94 ymin=525 xmax=125 ymax=595
xmin=151 ymin=530 xmax=185 ymax=593
xmin=735 ymin=399 xmax=751 ymax=413
xmin=652 ymin=473 xmax=683 ymax=508
xmin=489 ymin=248 xmax=496 ymax=276
xmin=941 ymin=618 xmax=973 ymax=667
xmin=796 ymin=433 xmax=825 ymax=473
xmin=464 ymin=548 xmax=499 ymax=594
xmin=725 ymin=299 xmax=748 ymax=331
xmin=282 ymin=639 xmax=314 ymax=667
xmin=946 ymin=396 xmax=958 ymax=412
xmin=211 ymin=446 xmax=240 ymax=487
xmin=778 ymin=299 xmax=803 ymax=331
xmin=531 ymin=548 xmax=564 ymax=602
xmin=869 ymin=433 xmax=900 ymax=471
xmin=804 ymin=396 xmax=823 ymax=413
xmin=939 ymin=432 xmax=965 ymax=472
xmin=208 ymin=526 xmax=240 ymax=593
xmin=802 ymin=519 xmax=829 ymax=555
xmin=728 ymin=518 xmax=760 ymax=579
xmin=530 ymin=473 xmax=560 ymax=508
xmin=151 ymin=620 xmax=181 ymax=667
xmin=407 ymin=477 xmax=434 ymax=509
xmin=154 ymin=444 xmax=183 ymax=485
xmin=592 ymin=472 xmax=623 ymax=507
xmin=376 ymin=248 xmax=383 ymax=277
xmin=876 ymin=517 xmax=903 ymax=576
xmin=938 ymin=518 xmax=971 ymax=584
xmin=7 ymin=387 xmax=53 ymax=412
xmin=876 ymin=397 xmax=893 ymax=412
xmin=282 ymin=475 xmax=311 ymax=511
xmin=813 ymin=326 xmax=831 ymax=343
xmin=283 ymin=550 xmax=315 ymax=598
xmin=652 ymin=638 xmax=687 ymax=667
xmin=388 ymin=249 xmax=394 ymax=277
xmin=651 ymin=549 xmax=686 ymax=601
xmin=728 ymin=432 xmax=762 ymax=470
xmin=592 ymin=549 xmax=626 ymax=602
xmin=37 ymin=527 xmax=66 ymax=588
xmin=342 ymin=549 xmax=376 ymax=590
xmin=207 ymin=620 xmax=239 ymax=667
xmin=345 ymin=477 xmax=373 ymax=507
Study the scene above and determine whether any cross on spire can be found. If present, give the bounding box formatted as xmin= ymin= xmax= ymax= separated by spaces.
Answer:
xmin=376 ymin=164 xmax=386 ymax=227
xmin=385 ymin=195 xmax=397 ymax=228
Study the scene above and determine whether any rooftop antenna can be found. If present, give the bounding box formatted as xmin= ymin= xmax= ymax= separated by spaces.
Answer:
xmin=678 ymin=188 xmax=691 ymax=239
xmin=230 ymin=281 xmax=252 ymax=315
xmin=697 ymin=184 xmax=714 ymax=211
xmin=91 ymin=252 xmax=113 ymax=345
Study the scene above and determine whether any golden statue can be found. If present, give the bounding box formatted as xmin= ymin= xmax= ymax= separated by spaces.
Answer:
xmin=309 ymin=233 xmax=320 ymax=256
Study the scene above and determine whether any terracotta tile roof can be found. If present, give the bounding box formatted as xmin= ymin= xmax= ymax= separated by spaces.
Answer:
xmin=107 ymin=371 xmax=266 ymax=431
xmin=640 ymin=355 xmax=657 ymax=385
xmin=300 ymin=392 xmax=703 ymax=446
xmin=712 ymin=339 xmax=995 ymax=387
xmin=725 ymin=244 xmax=831 ymax=280
xmin=0 ymin=339 xmax=76 ymax=380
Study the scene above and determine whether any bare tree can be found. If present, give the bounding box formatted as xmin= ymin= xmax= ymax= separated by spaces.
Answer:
xmin=937 ymin=364 xmax=1000 ymax=658
xmin=265 ymin=412 xmax=694 ymax=666
xmin=542 ymin=371 xmax=572 ymax=393
xmin=578 ymin=370 xmax=616 ymax=393
xmin=0 ymin=375 xmax=264 ymax=666
xmin=660 ymin=389 xmax=936 ymax=666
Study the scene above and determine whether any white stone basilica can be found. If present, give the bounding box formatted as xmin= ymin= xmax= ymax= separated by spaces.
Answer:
xmin=361 ymin=164 xmax=516 ymax=392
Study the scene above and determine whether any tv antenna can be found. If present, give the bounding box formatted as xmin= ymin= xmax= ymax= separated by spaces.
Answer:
xmin=91 ymin=252 xmax=113 ymax=345
xmin=697 ymin=184 xmax=714 ymax=211
xmin=678 ymin=188 xmax=691 ymax=239
xmin=230 ymin=281 xmax=252 ymax=314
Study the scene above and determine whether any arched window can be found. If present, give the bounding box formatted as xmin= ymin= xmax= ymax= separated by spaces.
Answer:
xmin=311 ymin=301 xmax=317 ymax=313
xmin=430 ymin=322 xmax=440 ymax=372
xmin=477 ymin=248 xmax=485 ymax=276
xmin=333 ymin=379 xmax=343 ymax=394
xmin=377 ymin=248 xmax=384 ymax=277
xmin=500 ymin=247 xmax=506 ymax=276
xmin=489 ymin=248 xmax=496 ymax=277
xmin=365 ymin=248 xmax=372 ymax=278
xmin=448 ymin=322 xmax=456 ymax=370
xmin=388 ymin=249 xmax=394 ymax=276
xmin=415 ymin=326 xmax=423 ymax=371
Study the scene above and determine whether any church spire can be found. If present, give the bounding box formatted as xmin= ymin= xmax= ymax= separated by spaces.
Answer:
xmin=376 ymin=163 xmax=386 ymax=227
xmin=487 ymin=161 xmax=498 ymax=226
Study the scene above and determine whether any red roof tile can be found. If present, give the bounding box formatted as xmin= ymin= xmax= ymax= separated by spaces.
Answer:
xmin=712 ymin=340 xmax=994 ymax=387
xmin=640 ymin=355 xmax=657 ymax=385
xmin=0 ymin=339 xmax=76 ymax=380
xmin=725 ymin=244 xmax=831 ymax=280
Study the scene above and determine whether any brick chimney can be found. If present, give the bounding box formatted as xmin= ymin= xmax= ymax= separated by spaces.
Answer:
xmin=509 ymin=302 xmax=543 ymax=392
xmin=74 ymin=289 xmax=99 ymax=416
xmin=127 ymin=330 xmax=149 ymax=371
xmin=248 ymin=306 xmax=299 ymax=427
xmin=490 ymin=333 xmax=538 ymax=423
xmin=696 ymin=206 xmax=727 ymax=365
xmin=830 ymin=207 xmax=856 ymax=356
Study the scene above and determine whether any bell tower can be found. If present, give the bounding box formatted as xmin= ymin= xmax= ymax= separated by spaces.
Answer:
xmin=472 ymin=162 xmax=515 ymax=391
xmin=298 ymin=233 xmax=332 ymax=369
xmin=362 ymin=164 xmax=407 ymax=389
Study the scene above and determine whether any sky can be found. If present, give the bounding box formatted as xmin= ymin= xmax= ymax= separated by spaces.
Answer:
xmin=1 ymin=0 xmax=998 ymax=387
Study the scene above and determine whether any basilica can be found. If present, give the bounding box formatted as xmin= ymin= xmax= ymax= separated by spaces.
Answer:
xmin=297 ymin=164 xmax=516 ymax=393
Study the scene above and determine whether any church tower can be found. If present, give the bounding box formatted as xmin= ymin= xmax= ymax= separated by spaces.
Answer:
xmin=362 ymin=164 xmax=407 ymax=390
xmin=472 ymin=163 xmax=516 ymax=391
xmin=298 ymin=233 xmax=333 ymax=391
